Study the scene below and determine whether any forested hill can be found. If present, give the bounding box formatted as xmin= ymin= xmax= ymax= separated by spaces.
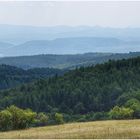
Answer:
xmin=1 ymin=52 xmax=140 ymax=69
xmin=0 ymin=64 xmax=64 ymax=90
xmin=1 ymin=57 xmax=140 ymax=116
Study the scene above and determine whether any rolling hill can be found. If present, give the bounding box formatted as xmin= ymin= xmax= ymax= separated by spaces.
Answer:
xmin=0 ymin=64 xmax=64 ymax=90
xmin=0 ymin=52 xmax=140 ymax=69
xmin=1 ymin=56 xmax=140 ymax=115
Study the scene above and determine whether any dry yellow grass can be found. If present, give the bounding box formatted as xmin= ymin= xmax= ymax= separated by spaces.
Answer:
xmin=0 ymin=120 xmax=140 ymax=139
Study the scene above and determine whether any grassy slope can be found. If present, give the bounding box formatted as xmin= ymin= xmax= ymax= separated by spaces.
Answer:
xmin=0 ymin=120 xmax=140 ymax=139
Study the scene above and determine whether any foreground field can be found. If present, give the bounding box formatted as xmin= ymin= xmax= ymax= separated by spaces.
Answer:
xmin=0 ymin=120 xmax=140 ymax=139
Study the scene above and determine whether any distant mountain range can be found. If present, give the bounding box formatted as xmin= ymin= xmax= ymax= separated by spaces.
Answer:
xmin=1 ymin=52 xmax=140 ymax=69
xmin=0 ymin=25 xmax=140 ymax=56
xmin=2 ymin=37 xmax=125 ymax=56
xmin=1 ymin=37 xmax=140 ymax=56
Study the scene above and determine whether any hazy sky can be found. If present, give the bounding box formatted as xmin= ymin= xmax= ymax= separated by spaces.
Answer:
xmin=0 ymin=1 xmax=140 ymax=27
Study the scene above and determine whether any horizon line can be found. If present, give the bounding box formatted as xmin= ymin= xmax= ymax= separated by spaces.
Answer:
xmin=0 ymin=23 xmax=140 ymax=29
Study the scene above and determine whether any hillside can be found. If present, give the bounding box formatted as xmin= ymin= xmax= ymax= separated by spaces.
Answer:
xmin=0 ymin=120 xmax=140 ymax=139
xmin=0 ymin=52 xmax=112 ymax=69
xmin=0 ymin=64 xmax=64 ymax=90
xmin=1 ymin=52 xmax=140 ymax=69
xmin=1 ymin=56 xmax=140 ymax=116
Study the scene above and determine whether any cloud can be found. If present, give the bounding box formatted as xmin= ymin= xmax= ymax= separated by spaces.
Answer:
xmin=0 ymin=1 xmax=140 ymax=27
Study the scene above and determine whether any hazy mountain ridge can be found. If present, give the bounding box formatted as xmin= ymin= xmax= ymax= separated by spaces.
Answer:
xmin=0 ymin=42 xmax=14 ymax=57
xmin=0 ymin=25 xmax=140 ymax=56
xmin=1 ymin=25 xmax=140 ymax=44
xmin=1 ymin=37 xmax=140 ymax=56
xmin=4 ymin=37 xmax=125 ymax=56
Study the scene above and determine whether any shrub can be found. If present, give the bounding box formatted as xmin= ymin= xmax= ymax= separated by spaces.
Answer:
xmin=55 ymin=113 xmax=64 ymax=124
xmin=0 ymin=110 xmax=12 ymax=131
xmin=109 ymin=106 xmax=134 ymax=119
xmin=36 ymin=112 xmax=49 ymax=126
xmin=7 ymin=105 xmax=37 ymax=129
xmin=125 ymin=98 xmax=140 ymax=118
xmin=0 ymin=105 xmax=37 ymax=131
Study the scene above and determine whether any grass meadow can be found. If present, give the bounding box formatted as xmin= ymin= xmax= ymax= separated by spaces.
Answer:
xmin=0 ymin=119 xmax=140 ymax=139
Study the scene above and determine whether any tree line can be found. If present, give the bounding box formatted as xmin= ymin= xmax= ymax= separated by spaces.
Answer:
xmin=1 ymin=57 xmax=140 ymax=125
xmin=0 ymin=105 xmax=64 ymax=131
xmin=0 ymin=103 xmax=138 ymax=131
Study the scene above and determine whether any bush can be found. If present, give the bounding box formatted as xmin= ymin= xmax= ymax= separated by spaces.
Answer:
xmin=93 ymin=112 xmax=109 ymax=120
xmin=63 ymin=113 xmax=72 ymax=122
xmin=109 ymin=106 xmax=134 ymax=119
xmin=0 ymin=110 xmax=12 ymax=131
xmin=55 ymin=113 xmax=64 ymax=124
xmin=7 ymin=105 xmax=37 ymax=129
xmin=125 ymin=98 xmax=140 ymax=118
xmin=0 ymin=105 xmax=37 ymax=131
xmin=77 ymin=115 xmax=86 ymax=122
xmin=36 ymin=112 xmax=49 ymax=126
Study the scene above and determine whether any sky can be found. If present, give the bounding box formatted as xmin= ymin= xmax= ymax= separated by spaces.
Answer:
xmin=0 ymin=1 xmax=140 ymax=27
